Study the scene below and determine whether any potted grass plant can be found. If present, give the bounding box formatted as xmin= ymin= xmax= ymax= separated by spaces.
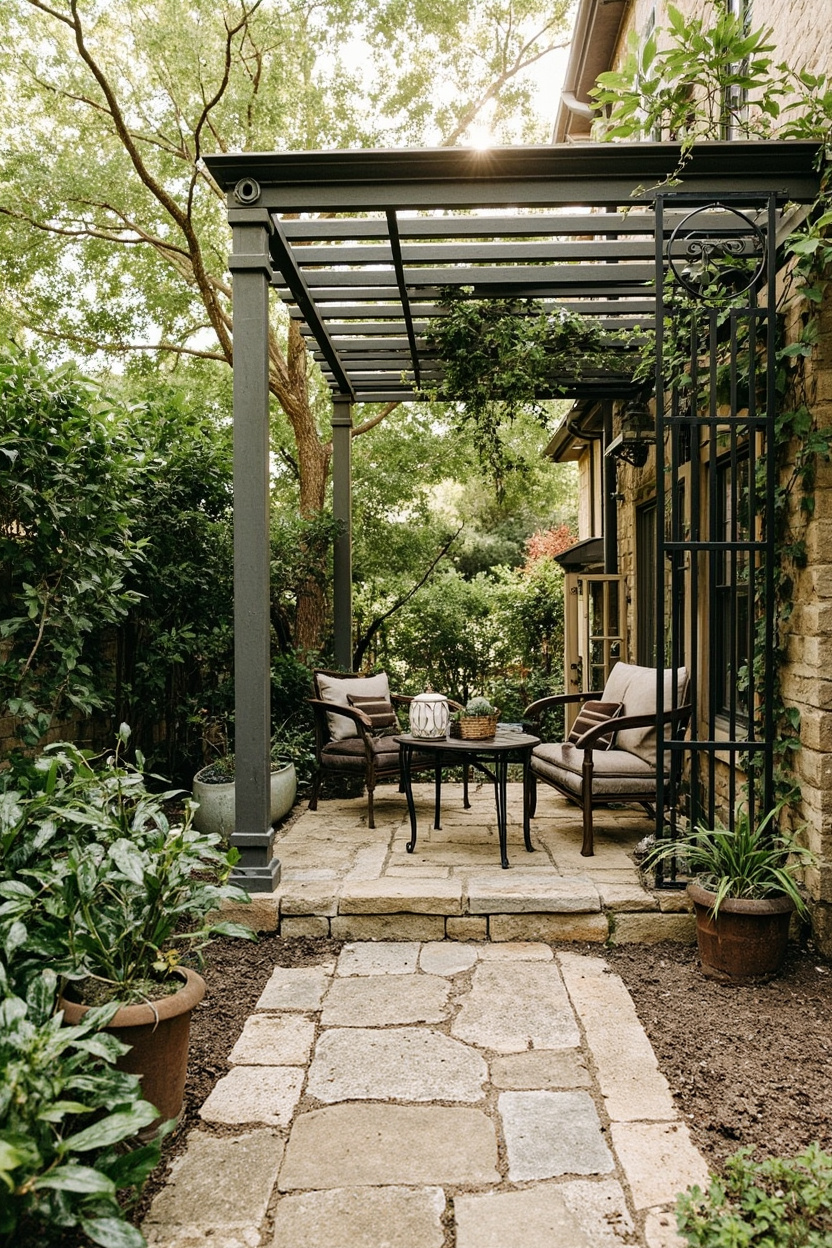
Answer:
xmin=647 ymin=802 xmax=815 ymax=984
xmin=2 ymin=729 xmax=254 ymax=1135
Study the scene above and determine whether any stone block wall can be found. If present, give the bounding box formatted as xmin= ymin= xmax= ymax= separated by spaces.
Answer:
xmin=776 ymin=291 xmax=832 ymax=952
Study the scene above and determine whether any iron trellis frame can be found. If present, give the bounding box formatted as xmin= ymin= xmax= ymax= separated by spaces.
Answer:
xmin=204 ymin=141 xmax=820 ymax=890
xmin=655 ymin=191 xmax=781 ymax=882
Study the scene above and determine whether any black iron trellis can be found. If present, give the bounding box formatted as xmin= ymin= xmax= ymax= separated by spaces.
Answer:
xmin=654 ymin=192 xmax=779 ymax=884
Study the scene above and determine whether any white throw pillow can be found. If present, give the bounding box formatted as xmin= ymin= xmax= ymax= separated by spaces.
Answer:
xmin=316 ymin=672 xmax=392 ymax=741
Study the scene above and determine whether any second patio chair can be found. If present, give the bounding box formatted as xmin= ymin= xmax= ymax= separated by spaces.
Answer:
xmin=524 ymin=662 xmax=691 ymax=856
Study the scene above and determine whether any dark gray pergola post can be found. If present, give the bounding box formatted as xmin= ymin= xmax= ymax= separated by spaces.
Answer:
xmin=228 ymin=204 xmax=280 ymax=892
xmin=331 ymin=398 xmax=353 ymax=670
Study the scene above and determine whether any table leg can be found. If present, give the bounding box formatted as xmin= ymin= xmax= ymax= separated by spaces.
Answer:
xmin=522 ymin=748 xmax=535 ymax=853
xmin=401 ymin=744 xmax=418 ymax=853
xmin=495 ymin=754 xmax=510 ymax=869
xmin=434 ymin=762 xmax=442 ymax=830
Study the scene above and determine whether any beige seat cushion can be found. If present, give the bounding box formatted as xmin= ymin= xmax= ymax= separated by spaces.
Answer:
xmin=316 ymin=672 xmax=392 ymax=741
xmin=600 ymin=663 xmax=688 ymax=767
xmin=531 ymin=742 xmax=662 ymax=798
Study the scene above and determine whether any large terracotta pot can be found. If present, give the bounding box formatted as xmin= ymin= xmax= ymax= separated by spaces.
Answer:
xmin=60 ymin=967 xmax=205 ymax=1136
xmin=687 ymin=882 xmax=794 ymax=985
xmin=192 ymin=761 xmax=297 ymax=838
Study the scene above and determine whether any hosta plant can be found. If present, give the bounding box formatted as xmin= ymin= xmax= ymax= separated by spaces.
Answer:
xmin=0 ymin=729 xmax=254 ymax=1005
xmin=0 ymin=960 xmax=160 ymax=1248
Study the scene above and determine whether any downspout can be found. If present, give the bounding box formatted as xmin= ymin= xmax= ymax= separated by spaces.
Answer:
xmin=602 ymin=400 xmax=618 ymax=574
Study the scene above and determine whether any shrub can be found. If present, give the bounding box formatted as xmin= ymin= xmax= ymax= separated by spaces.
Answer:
xmin=0 ymin=348 xmax=141 ymax=745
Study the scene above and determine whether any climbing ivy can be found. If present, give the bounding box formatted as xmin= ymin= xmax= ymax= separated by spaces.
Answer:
xmin=421 ymin=289 xmax=633 ymax=494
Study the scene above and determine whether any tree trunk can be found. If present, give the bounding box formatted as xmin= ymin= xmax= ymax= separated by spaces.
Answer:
xmin=274 ymin=320 xmax=332 ymax=652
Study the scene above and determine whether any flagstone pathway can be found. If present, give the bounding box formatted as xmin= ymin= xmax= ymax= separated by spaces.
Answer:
xmin=143 ymin=941 xmax=709 ymax=1248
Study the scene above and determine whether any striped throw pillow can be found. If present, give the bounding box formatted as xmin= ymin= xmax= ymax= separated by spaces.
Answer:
xmin=347 ymin=694 xmax=399 ymax=731
xmin=567 ymin=700 xmax=625 ymax=750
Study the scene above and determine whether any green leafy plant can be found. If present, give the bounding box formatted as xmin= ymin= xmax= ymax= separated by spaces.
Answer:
xmin=0 ymin=347 xmax=143 ymax=746
xmin=591 ymin=3 xmax=781 ymax=161
xmin=647 ymin=803 xmax=814 ymax=916
xmin=0 ymin=961 xmax=159 ymax=1248
xmin=676 ymin=1145 xmax=832 ymax=1246
xmin=421 ymin=290 xmax=632 ymax=492
xmin=0 ymin=729 xmax=254 ymax=1003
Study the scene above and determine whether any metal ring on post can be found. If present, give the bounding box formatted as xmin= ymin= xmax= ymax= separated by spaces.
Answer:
xmin=667 ymin=203 xmax=766 ymax=303
xmin=234 ymin=177 xmax=262 ymax=205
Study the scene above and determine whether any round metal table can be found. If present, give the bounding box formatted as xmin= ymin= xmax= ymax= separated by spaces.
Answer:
xmin=395 ymin=729 xmax=540 ymax=869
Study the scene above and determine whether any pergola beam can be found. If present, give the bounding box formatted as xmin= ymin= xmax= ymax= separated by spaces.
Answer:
xmin=207 ymin=141 xmax=821 ymax=212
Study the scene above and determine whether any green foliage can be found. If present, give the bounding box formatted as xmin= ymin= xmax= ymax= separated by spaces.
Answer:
xmin=0 ymin=961 xmax=159 ymax=1247
xmin=377 ymin=546 xmax=566 ymax=713
xmin=423 ymin=291 xmax=631 ymax=492
xmin=0 ymin=731 xmax=253 ymax=1000
xmin=381 ymin=568 xmax=510 ymax=702
xmin=647 ymin=803 xmax=814 ymax=917
xmin=0 ymin=348 xmax=142 ymax=744
xmin=676 ymin=1145 xmax=832 ymax=1247
xmin=463 ymin=696 xmax=498 ymax=716
xmin=591 ymin=2 xmax=780 ymax=155
xmin=114 ymin=385 xmax=235 ymax=778
xmin=592 ymin=2 xmax=832 ymax=808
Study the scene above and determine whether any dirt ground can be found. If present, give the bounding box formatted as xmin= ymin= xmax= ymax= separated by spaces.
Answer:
xmin=131 ymin=929 xmax=832 ymax=1228
xmin=606 ymin=938 xmax=832 ymax=1168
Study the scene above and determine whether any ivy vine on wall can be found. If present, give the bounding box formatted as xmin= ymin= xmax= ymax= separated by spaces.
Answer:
xmin=591 ymin=0 xmax=832 ymax=807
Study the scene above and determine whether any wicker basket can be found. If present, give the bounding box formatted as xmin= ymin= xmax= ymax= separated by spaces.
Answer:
xmin=458 ymin=712 xmax=500 ymax=740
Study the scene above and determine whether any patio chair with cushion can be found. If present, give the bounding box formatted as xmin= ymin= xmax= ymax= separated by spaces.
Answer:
xmin=523 ymin=662 xmax=691 ymax=857
xmin=308 ymin=670 xmax=455 ymax=828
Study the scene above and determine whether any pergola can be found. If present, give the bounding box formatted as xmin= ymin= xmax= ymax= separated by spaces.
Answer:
xmin=203 ymin=141 xmax=820 ymax=891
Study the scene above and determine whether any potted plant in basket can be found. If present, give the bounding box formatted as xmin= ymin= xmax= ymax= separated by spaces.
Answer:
xmin=5 ymin=729 xmax=255 ymax=1135
xmin=452 ymin=696 xmax=501 ymax=740
xmin=647 ymin=802 xmax=815 ymax=984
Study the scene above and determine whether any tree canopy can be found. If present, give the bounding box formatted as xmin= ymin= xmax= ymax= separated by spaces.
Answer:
xmin=0 ymin=0 xmax=573 ymax=646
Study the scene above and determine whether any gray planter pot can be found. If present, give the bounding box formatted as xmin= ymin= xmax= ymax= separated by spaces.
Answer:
xmin=192 ymin=762 xmax=297 ymax=838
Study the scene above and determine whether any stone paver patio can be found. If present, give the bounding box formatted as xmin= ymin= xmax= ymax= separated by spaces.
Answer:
xmin=143 ymin=942 xmax=709 ymax=1248
xmin=227 ymin=781 xmax=696 ymax=945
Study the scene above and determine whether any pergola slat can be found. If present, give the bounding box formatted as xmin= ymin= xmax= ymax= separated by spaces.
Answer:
xmin=279 ymin=209 xmax=772 ymax=240
xmin=290 ymin=239 xmax=657 ymax=263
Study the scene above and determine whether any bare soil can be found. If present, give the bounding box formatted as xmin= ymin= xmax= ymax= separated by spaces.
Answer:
xmin=605 ymin=938 xmax=832 ymax=1169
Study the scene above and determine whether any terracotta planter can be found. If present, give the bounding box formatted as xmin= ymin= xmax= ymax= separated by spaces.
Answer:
xmin=60 ymin=967 xmax=205 ymax=1136
xmin=687 ymin=882 xmax=794 ymax=985
xmin=192 ymin=761 xmax=297 ymax=838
